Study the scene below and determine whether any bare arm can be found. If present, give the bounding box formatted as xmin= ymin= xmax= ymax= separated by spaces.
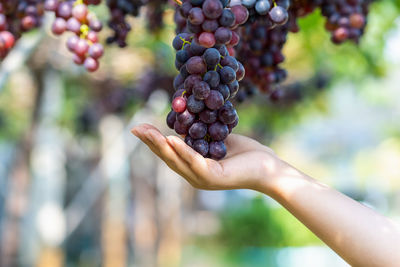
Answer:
xmin=132 ymin=124 xmax=400 ymax=267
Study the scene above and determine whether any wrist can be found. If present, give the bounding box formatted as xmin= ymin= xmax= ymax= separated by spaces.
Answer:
xmin=253 ymin=153 xmax=296 ymax=198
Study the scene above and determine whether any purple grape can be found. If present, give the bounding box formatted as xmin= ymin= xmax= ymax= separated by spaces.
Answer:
xmin=188 ymin=7 xmax=205 ymax=25
xmin=199 ymin=109 xmax=217 ymax=124
xmin=204 ymin=90 xmax=224 ymax=110
xmin=186 ymin=56 xmax=207 ymax=74
xmin=177 ymin=109 xmax=196 ymax=128
xmin=193 ymin=139 xmax=209 ymax=157
xmin=219 ymin=66 xmax=236 ymax=84
xmin=187 ymin=95 xmax=205 ymax=113
xmin=167 ymin=110 xmax=177 ymax=129
xmin=209 ymin=141 xmax=227 ymax=160
xmin=193 ymin=81 xmax=211 ymax=100
xmin=174 ymin=120 xmax=189 ymax=135
xmin=202 ymin=0 xmax=223 ymax=19
xmin=203 ymin=71 xmax=220 ymax=88
xmin=218 ymin=102 xmax=238 ymax=124
xmin=185 ymin=135 xmax=195 ymax=148
xmin=189 ymin=122 xmax=208 ymax=139
xmin=208 ymin=122 xmax=229 ymax=141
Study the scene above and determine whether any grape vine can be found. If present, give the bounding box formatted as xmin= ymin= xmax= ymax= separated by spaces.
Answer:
xmin=0 ymin=0 xmax=376 ymax=159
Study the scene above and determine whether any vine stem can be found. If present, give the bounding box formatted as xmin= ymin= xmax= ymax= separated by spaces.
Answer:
xmin=174 ymin=0 xmax=182 ymax=6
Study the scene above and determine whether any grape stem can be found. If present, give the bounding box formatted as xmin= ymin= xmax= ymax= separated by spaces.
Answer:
xmin=174 ymin=0 xmax=182 ymax=6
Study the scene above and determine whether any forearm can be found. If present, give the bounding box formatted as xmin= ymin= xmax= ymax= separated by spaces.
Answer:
xmin=257 ymin=160 xmax=400 ymax=267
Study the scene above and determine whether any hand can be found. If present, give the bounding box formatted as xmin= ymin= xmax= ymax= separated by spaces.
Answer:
xmin=131 ymin=124 xmax=283 ymax=192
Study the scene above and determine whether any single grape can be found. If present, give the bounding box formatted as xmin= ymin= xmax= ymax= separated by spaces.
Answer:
xmin=88 ymin=43 xmax=104 ymax=59
xmin=199 ymin=109 xmax=218 ymax=124
xmin=193 ymin=81 xmax=211 ymax=100
xmin=202 ymin=0 xmax=223 ymax=19
xmin=187 ymin=95 xmax=205 ymax=113
xmin=219 ymin=66 xmax=236 ymax=84
xmin=218 ymin=102 xmax=238 ymax=124
xmin=209 ymin=141 xmax=227 ymax=160
xmin=172 ymin=96 xmax=187 ymax=113
xmin=204 ymin=90 xmax=224 ymax=110
xmin=255 ymin=0 xmax=271 ymax=15
xmin=186 ymin=56 xmax=207 ymax=74
xmin=203 ymin=48 xmax=221 ymax=66
xmin=188 ymin=7 xmax=205 ymax=25
xmin=177 ymin=109 xmax=196 ymax=127
xmin=193 ymin=139 xmax=209 ymax=157
xmin=84 ymin=57 xmax=99 ymax=72
xmin=208 ymin=121 xmax=229 ymax=141
xmin=269 ymin=6 xmax=288 ymax=25
xmin=203 ymin=71 xmax=220 ymax=88
xmin=189 ymin=122 xmax=208 ymax=139
xmin=167 ymin=110 xmax=177 ymax=129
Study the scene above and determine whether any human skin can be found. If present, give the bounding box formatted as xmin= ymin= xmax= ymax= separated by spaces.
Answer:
xmin=131 ymin=123 xmax=400 ymax=267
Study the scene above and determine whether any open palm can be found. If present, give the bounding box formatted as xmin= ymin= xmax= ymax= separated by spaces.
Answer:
xmin=131 ymin=124 xmax=280 ymax=191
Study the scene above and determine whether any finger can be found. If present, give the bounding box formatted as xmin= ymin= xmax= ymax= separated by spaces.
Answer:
xmin=132 ymin=125 xmax=200 ymax=187
xmin=144 ymin=128 xmax=200 ymax=186
xmin=166 ymin=136 xmax=211 ymax=177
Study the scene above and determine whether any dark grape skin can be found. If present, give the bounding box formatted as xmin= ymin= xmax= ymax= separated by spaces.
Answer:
xmin=186 ymin=56 xmax=207 ymax=74
xmin=193 ymin=139 xmax=209 ymax=157
xmin=228 ymin=80 xmax=239 ymax=97
xmin=219 ymin=66 xmax=236 ymax=84
xmin=174 ymin=74 xmax=185 ymax=90
xmin=236 ymin=62 xmax=245 ymax=81
xmin=209 ymin=141 xmax=227 ymax=160
xmin=204 ymin=90 xmax=224 ymax=110
xmin=219 ymin=9 xmax=236 ymax=27
xmin=189 ymin=122 xmax=208 ymax=139
xmin=184 ymin=74 xmax=203 ymax=93
xmin=177 ymin=109 xmax=196 ymax=127
xmin=190 ymin=40 xmax=207 ymax=55
xmin=203 ymin=48 xmax=221 ymax=66
xmin=176 ymin=49 xmax=190 ymax=63
xmin=202 ymin=19 xmax=219 ymax=32
xmin=221 ymin=56 xmax=239 ymax=72
xmin=185 ymin=135 xmax=195 ymax=148
xmin=269 ymin=6 xmax=289 ymax=25
xmin=187 ymin=95 xmax=205 ymax=113
xmin=193 ymin=81 xmax=211 ymax=100
xmin=174 ymin=120 xmax=189 ymax=135
xmin=214 ymin=27 xmax=232 ymax=45
xmin=208 ymin=121 xmax=229 ymax=141
xmin=202 ymin=0 xmax=223 ymax=20
xmin=203 ymin=71 xmax=220 ymax=88
xmin=190 ymin=0 xmax=205 ymax=5
xmin=188 ymin=7 xmax=205 ymax=25
xmin=216 ymin=84 xmax=230 ymax=101
xmin=199 ymin=109 xmax=218 ymax=124
xmin=167 ymin=110 xmax=177 ymax=129
xmin=218 ymin=102 xmax=238 ymax=124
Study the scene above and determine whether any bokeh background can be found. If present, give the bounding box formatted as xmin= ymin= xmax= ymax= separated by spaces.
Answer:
xmin=0 ymin=1 xmax=400 ymax=266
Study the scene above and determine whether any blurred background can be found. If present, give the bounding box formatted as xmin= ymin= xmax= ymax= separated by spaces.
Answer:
xmin=0 ymin=1 xmax=400 ymax=266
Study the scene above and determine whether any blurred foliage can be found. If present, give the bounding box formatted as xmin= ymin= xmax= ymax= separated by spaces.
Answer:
xmin=218 ymin=197 xmax=320 ymax=248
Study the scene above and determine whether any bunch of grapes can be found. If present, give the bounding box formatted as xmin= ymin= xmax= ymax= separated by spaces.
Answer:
xmin=0 ymin=0 xmax=45 ymax=58
xmin=321 ymin=0 xmax=372 ymax=44
xmin=106 ymin=0 xmax=148 ymax=47
xmin=176 ymin=0 xmax=248 ymax=52
xmin=45 ymin=0 xmax=104 ymax=72
xmin=236 ymin=20 xmax=289 ymax=99
xmin=241 ymin=0 xmax=290 ymax=26
xmin=166 ymin=0 xmax=248 ymax=159
xmin=146 ymin=0 xmax=168 ymax=33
